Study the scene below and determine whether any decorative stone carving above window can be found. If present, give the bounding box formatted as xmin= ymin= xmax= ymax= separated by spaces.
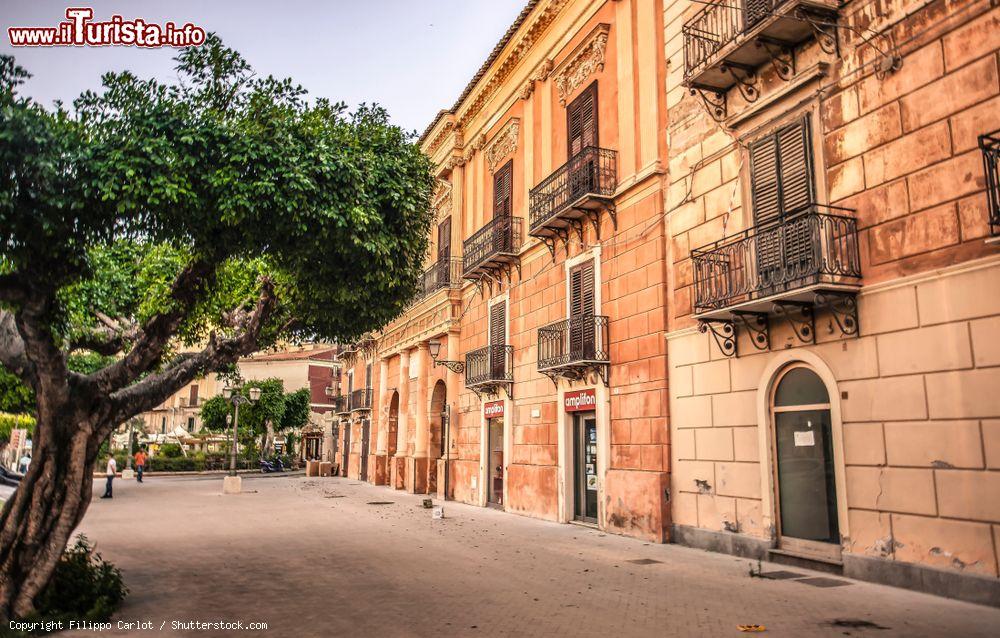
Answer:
xmin=486 ymin=119 xmax=520 ymax=173
xmin=432 ymin=179 xmax=452 ymax=220
xmin=520 ymin=59 xmax=554 ymax=101
xmin=553 ymin=24 xmax=610 ymax=106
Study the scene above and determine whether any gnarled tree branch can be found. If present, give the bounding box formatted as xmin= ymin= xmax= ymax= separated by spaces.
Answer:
xmin=0 ymin=310 xmax=36 ymax=387
xmin=95 ymin=259 xmax=216 ymax=393
xmin=106 ymin=278 xmax=278 ymax=426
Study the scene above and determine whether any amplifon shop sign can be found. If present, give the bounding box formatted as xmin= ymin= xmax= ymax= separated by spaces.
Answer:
xmin=564 ymin=389 xmax=597 ymax=412
xmin=484 ymin=400 xmax=504 ymax=419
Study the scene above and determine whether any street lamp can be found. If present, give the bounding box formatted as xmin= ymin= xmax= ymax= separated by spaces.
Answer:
xmin=221 ymin=382 xmax=260 ymax=494
xmin=428 ymin=338 xmax=465 ymax=374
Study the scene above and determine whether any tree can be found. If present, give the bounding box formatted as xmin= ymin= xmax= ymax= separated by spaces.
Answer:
xmin=199 ymin=379 xmax=311 ymax=458
xmin=0 ymin=35 xmax=433 ymax=619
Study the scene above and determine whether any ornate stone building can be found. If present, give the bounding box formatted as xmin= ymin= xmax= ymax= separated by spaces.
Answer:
xmin=334 ymin=0 xmax=672 ymax=541
xmin=329 ymin=0 xmax=1000 ymax=605
xmin=664 ymin=0 xmax=999 ymax=605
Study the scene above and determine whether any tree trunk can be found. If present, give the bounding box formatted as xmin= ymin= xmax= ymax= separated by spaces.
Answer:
xmin=263 ymin=420 xmax=275 ymax=458
xmin=0 ymin=413 xmax=104 ymax=620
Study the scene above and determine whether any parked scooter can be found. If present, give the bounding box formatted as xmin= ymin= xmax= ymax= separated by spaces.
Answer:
xmin=259 ymin=457 xmax=284 ymax=473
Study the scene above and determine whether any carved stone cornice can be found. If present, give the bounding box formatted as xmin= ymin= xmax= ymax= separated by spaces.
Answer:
xmin=553 ymin=23 xmax=610 ymax=106
xmin=378 ymin=296 xmax=461 ymax=356
xmin=456 ymin=0 xmax=572 ymax=128
xmin=520 ymin=58 xmax=554 ymax=101
xmin=485 ymin=119 xmax=520 ymax=173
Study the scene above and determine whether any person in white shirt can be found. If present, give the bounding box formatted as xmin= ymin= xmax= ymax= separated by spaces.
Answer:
xmin=101 ymin=455 xmax=117 ymax=499
xmin=18 ymin=453 xmax=30 ymax=474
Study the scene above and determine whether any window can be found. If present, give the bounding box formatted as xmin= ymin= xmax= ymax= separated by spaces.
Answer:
xmin=437 ymin=216 xmax=451 ymax=260
xmin=365 ymin=363 xmax=372 ymax=389
xmin=493 ymin=161 xmax=513 ymax=219
xmin=749 ymin=115 xmax=815 ymax=225
xmin=347 ymin=371 xmax=354 ymax=395
xmin=188 ymin=384 xmax=199 ymax=406
xmin=749 ymin=116 xmax=816 ymax=283
xmin=161 ymin=417 xmax=166 ymax=434
xmin=493 ymin=161 xmax=514 ymax=254
xmin=569 ymin=260 xmax=596 ymax=358
xmin=489 ymin=301 xmax=507 ymax=378
xmin=567 ymin=82 xmax=599 ymax=158
xmin=187 ymin=417 xmax=195 ymax=432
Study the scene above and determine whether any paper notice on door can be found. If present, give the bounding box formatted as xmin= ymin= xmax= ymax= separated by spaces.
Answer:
xmin=794 ymin=430 xmax=816 ymax=447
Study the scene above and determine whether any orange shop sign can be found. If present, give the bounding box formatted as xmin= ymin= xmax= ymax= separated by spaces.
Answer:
xmin=564 ymin=389 xmax=597 ymax=412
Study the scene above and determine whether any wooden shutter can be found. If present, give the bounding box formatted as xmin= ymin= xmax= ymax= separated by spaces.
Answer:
xmin=437 ymin=216 xmax=451 ymax=260
xmin=750 ymin=116 xmax=814 ymax=225
xmin=189 ymin=384 xmax=199 ymax=405
xmin=490 ymin=302 xmax=507 ymax=379
xmin=743 ymin=0 xmax=773 ymax=30
xmin=347 ymin=371 xmax=353 ymax=395
xmin=567 ymin=82 xmax=599 ymax=158
xmin=493 ymin=161 xmax=513 ymax=219
xmin=749 ymin=116 xmax=816 ymax=289
xmin=569 ymin=260 xmax=596 ymax=358
xmin=365 ymin=364 xmax=372 ymax=389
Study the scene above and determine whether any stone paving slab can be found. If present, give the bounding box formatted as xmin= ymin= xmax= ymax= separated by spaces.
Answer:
xmin=59 ymin=474 xmax=1000 ymax=637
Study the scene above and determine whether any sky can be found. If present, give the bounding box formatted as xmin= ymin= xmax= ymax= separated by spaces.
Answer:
xmin=0 ymin=0 xmax=527 ymax=133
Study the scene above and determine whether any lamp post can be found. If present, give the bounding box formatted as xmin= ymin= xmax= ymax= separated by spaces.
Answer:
xmin=428 ymin=338 xmax=465 ymax=374
xmin=221 ymin=382 xmax=261 ymax=494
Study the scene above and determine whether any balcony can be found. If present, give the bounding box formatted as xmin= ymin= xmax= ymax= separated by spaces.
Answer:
xmin=980 ymin=129 xmax=1000 ymax=238
xmin=691 ymin=204 xmax=861 ymax=355
xmin=462 ymin=215 xmax=523 ymax=286
xmin=349 ymin=388 xmax=373 ymax=413
xmin=422 ymin=257 xmax=462 ymax=297
xmin=464 ymin=345 xmax=513 ymax=399
xmin=682 ymin=0 xmax=839 ymax=119
xmin=529 ymin=147 xmax=618 ymax=257
xmin=537 ymin=314 xmax=610 ymax=386
xmin=333 ymin=395 xmax=350 ymax=415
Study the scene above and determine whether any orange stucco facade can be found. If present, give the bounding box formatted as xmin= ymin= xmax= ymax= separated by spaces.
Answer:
xmin=328 ymin=0 xmax=1000 ymax=606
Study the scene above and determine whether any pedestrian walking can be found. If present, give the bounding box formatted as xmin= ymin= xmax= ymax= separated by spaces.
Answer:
xmin=134 ymin=447 xmax=147 ymax=483
xmin=101 ymin=454 xmax=116 ymax=499
xmin=18 ymin=453 xmax=30 ymax=474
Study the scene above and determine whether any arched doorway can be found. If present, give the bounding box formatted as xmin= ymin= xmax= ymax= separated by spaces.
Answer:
xmin=770 ymin=363 xmax=840 ymax=561
xmin=387 ymin=391 xmax=399 ymax=457
xmin=428 ymin=380 xmax=447 ymax=494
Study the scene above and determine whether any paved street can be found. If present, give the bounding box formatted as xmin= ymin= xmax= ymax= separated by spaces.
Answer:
xmin=66 ymin=474 xmax=1000 ymax=638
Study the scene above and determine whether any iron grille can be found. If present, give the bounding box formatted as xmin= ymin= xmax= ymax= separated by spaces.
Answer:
xmin=333 ymin=395 xmax=349 ymax=415
xmin=349 ymin=388 xmax=373 ymax=412
xmin=422 ymin=257 xmax=462 ymax=296
xmin=464 ymin=345 xmax=513 ymax=387
xmin=980 ymin=130 xmax=1000 ymax=237
xmin=529 ymin=147 xmax=618 ymax=232
xmin=537 ymin=315 xmax=610 ymax=370
xmin=683 ymin=0 xmax=796 ymax=80
xmin=462 ymin=215 xmax=523 ymax=275
xmin=691 ymin=204 xmax=861 ymax=313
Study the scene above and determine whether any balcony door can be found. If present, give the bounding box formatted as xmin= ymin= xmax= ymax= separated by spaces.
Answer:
xmin=493 ymin=161 xmax=513 ymax=253
xmin=567 ymin=82 xmax=599 ymax=200
xmin=489 ymin=301 xmax=506 ymax=380
xmin=569 ymin=260 xmax=596 ymax=360
xmin=437 ymin=216 xmax=451 ymax=261
xmin=749 ymin=116 xmax=816 ymax=293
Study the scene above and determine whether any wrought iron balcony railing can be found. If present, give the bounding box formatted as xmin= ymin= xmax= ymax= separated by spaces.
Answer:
xmin=349 ymin=388 xmax=373 ymax=412
xmin=529 ymin=147 xmax=617 ymax=235
xmin=462 ymin=215 xmax=523 ymax=280
xmin=422 ymin=257 xmax=462 ymax=296
xmin=538 ymin=314 xmax=610 ymax=369
xmin=691 ymin=204 xmax=861 ymax=315
xmin=464 ymin=345 xmax=513 ymax=388
xmin=683 ymin=0 xmax=743 ymax=80
xmin=333 ymin=395 xmax=349 ymax=415
xmin=980 ymin=130 xmax=1000 ymax=237
xmin=682 ymin=0 xmax=839 ymax=109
